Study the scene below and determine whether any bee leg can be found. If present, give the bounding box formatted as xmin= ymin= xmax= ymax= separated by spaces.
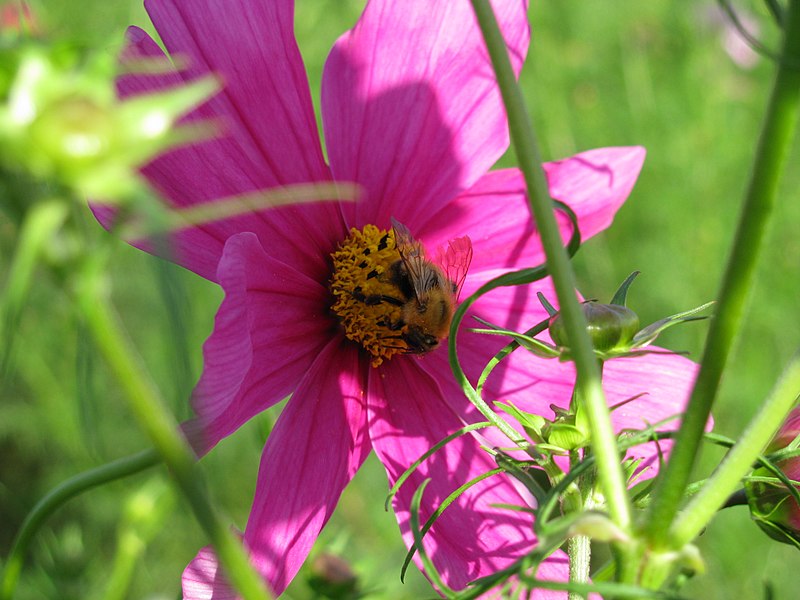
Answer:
xmin=376 ymin=318 xmax=405 ymax=332
xmin=372 ymin=295 xmax=404 ymax=306
xmin=352 ymin=287 xmax=404 ymax=307
xmin=380 ymin=343 xmax=407 ymax=351
xmin=376 ymin=334 xmax=406 ymax=350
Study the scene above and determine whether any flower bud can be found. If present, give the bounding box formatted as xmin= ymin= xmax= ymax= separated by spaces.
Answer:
xmin=29 ymin=96 xmax=114 ymax=172
xmin=568 ymin=513 xmax=630 ymax=543
xmin=767 ymin=408 xmax=800 ymax=452
xmin=746 ymin=407 xmax=800 ymax=547
xmin=307 ymin=553 xmax=359 ymax=599
xmin=1 ymin=2 xmax=39 ymax=37
xmin=0 ymin=42 xmax=218 ymax=200
xmin=548 ymin=301 xmax=640 ymax=355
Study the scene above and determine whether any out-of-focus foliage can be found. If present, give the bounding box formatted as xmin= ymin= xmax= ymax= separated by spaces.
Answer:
xmin=0 ymin=35 xmax=216 ymax=201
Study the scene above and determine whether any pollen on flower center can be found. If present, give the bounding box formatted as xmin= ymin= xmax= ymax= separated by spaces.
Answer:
xmin=329 ymin=225 xmax=410 ymax=367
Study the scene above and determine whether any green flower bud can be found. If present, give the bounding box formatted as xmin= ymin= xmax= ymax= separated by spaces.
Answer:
xmin=28 ymin=95 xmax=114 ymax=172
xmin=548 ymin=301 xmax=640 ymax=355
xmin=545 ymin=422 xmax=587 ymax=451
xmin=307 ymin=553 xmax=360 ymax=599
xmin=568 ymin=513 xmax=630 ymax=543
xmin=0 ymin=41 xmax=218 ymax=200
xmin=745 ymin=407 xmax=800 ymax=548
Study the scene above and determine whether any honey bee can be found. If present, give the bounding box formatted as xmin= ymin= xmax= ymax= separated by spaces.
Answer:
xmin=386 ymin=218 xmax=473 ymax=354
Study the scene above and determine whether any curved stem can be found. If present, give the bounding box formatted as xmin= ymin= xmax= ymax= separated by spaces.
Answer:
xmin=449 ymin=293 xmax=531 ymax=446
xmin=469 ymin=0 xmax=632 ymax=532
xmin=645 ymin=0 xmax=800 ymax=544
xmin=1 ymin=450 xmax=160 ymax=600
xmin=71 ymin=256 xmax=272 ymax=600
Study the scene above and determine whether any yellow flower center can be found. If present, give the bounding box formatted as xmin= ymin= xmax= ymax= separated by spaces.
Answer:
xmin=329 ymin=225 xmax=411 ymax=367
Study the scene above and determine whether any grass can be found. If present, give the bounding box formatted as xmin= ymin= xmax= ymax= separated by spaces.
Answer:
xmin=2 ymin=0 xmax=800 ymax=598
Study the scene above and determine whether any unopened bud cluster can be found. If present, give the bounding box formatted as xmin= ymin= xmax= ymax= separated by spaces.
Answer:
xmin=511 ymin=272 xmax=712 ymax=362
xmin=549 ymin=301 xmax=640 ymax=357
xmin=490 ymin=273 xmax=711 ymax=456
xmin=0 ymin=35 xmax=217 ymax=201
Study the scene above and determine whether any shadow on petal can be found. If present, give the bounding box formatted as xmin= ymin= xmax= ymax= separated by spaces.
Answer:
xmin=368 ymin=358 xmax=554 ymax=591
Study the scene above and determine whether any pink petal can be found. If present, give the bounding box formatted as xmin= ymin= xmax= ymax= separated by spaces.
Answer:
xmin=462 ymin=272 xmax=561 ymax=332
xmin=183 ymin=233 xmax=333 ymax=455
xmin=182 ymin=546 xmax=236 ymax=600
xmin=465 ymin=332 xmax=699 ymax=472
xmin=417 ymin=147 xmax=646 ymax=274
xmin=604 ymin=353 xmax=699 ymax=436
xmin=117 ymin=26 xmax=183 ymax=94
xmin=114 ymin=24 xmax=344 ymax=283
xmin=483 ymin=346 xmax=697 ymax=437
xmin=420 ymin=264 xmax=698 ymax=475
xmin=243 ymin=338 xmax=371 ymax=595
xmin=541 ymin=145 xmax=646 ymax=240
xmin=604 ymin=351 xmax=704 ymax=474
xmin=143 ymin=0 xmax=328 ymax=185
xmin=322 ymin=0 xmax=530 ymax=229
xmin=368 ymin=358 xmax=568 ymax=592
xmin=409 ymin=278 xmax=560 ymax=445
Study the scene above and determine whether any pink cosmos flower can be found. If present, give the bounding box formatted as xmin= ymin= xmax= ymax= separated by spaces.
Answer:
xmin=113 ymin=0 xmax=698 ymax=597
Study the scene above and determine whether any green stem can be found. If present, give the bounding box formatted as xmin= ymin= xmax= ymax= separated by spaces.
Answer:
xmin=71 ymin=257 xmax=272 ymax=600
xmin=669 ymin=351 xmax=800 ymax=547
xmin=644 ymin=0 xmax=800 ymax=544
xmin=567 ymin=452 xmax=590 ymax=600
xmin=102 ymin=479 xmax=173 ymax=600
xmin=0 ymin=450 xmax=159 ymax=600
xmin=568 ymin=535 xmax=591 ymax=600
xmin=449 ymin=293 xmax=533 ymax=446
xmin=1 ymin=199 xmax=69 ymax=371
xmin=469 ymin=0 xmax=632 ymax=531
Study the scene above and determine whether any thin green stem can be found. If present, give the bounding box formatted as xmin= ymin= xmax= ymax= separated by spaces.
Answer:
xmin=448 ymin=240 xmax=579 ymax=449
xmin=669 ymin=351 xmax=800 ymax=547
xmin=469 ymin=0 xmax=632 ymax=531
xmin=567 ymin=452 xmax=590 ymax=600
xmin=1 ymin=199 xmax=68 ymax=371
xmin=71 ymin=258 xmax=272 ymax=600
xmin=1 ymin=450 xmax=160 ymax=600
xmin=102 ymin=479 xmax=173 ymax=600
xmin=644 ymin=0 xmax=800 ymax=543
xmin=516 ymin=576 xmax=689 ymax=599
xmin=449 ymin=293 xmax=532 ymax=446
xmin=568 ymin=535 xmax=591 ymax=600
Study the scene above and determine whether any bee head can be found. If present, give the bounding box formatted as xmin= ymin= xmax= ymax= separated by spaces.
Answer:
xmin=403 ymin=326 xmax=440 ymax=354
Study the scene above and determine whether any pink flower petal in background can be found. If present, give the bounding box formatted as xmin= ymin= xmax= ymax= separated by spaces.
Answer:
xmin=183 ymin=233 xmax=333 ymax=455
xmin=144 ymin=0 xmax=328 ymax=186
xmin=183 ymin=546 xmax=237 ymax=600
xmin=472 ymin=335 xmax=699 ymax=472
xmin=368 ymin=358 xmax=544 ymax=588
xmin=115 ymin=18 xmax=345 ymax=284
xmin=419 ymin=146 xmax=646 ymax=274
xmin=456 ymin=277 xmax=699 ymax=436
xmin=242 ymin=339 xmax=371 ymax=595
xmin=322 ymin=0 xmax=530 ymax=228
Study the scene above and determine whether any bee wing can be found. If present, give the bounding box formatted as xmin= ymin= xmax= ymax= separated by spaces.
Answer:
xmin=391 ymin=218 xmax=439 ymax=299
xmin=437 ymin=235 xmax=473 ymax=301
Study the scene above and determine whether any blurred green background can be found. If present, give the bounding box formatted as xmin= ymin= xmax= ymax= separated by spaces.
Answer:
xmin=2 ymin=0 xmax=800 ymax=598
